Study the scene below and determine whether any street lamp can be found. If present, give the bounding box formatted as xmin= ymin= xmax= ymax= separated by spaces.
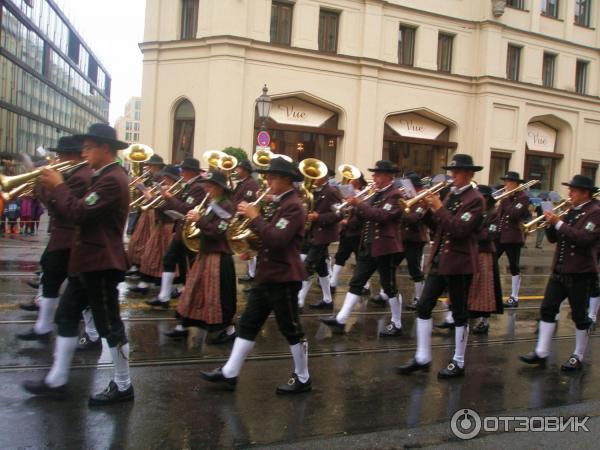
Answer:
xmin=256 ymin=84 xmax=272 ymax=131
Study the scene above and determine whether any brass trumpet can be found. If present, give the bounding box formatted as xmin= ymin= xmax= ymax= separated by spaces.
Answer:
xmin=400 ymin=181 xmax=449 ymax=213
xmin=331 ymin=183 xmax=375 ymax=215
xmin=226 ymin=188 xmax=272 ymax=257
xmin=140 ymin=177 xmax=185 ymax=211
xmin=493 ymin=180 xmax=540 ymax=202
xmin=523 ymin=199 xmax=570 ymax=234
xmin=181 ymin=193 xmax=210 ymax=253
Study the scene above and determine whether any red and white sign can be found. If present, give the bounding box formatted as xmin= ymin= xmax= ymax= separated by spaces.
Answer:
xmin=257 ymin=131 xmax=270 ymax=147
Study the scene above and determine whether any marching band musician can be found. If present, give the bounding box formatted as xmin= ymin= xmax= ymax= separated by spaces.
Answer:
xmin=520 ymin=175 xmax=600 ymax=371
xmin=24 ymin=124 xmax=134 ymax=405
xmin=588 ymin=192 xmax=600 ymax=329
xmin=231 ymin=160 xmax=260 ymax=284
xmin=298 ymin=174 xmax=343 ymax=310
xmin=398 ymin=154 xmax=484 ymax=379
xmin=16 ymin=137 xmax=95 ymax=346
xmin=200 ymin=157 xmax=312 ymax=394
xmin=321 ymin=160 xmax=404 ymax=336
xmin=495 ymin=171 xmax=530 ymax=308
xmin=144 ymin=158 xmax=205 ymax=309
xmin=173 ymin=171 xmax=238 ymax=344
xmin=126 ymin=154 xmax=165 ymax=276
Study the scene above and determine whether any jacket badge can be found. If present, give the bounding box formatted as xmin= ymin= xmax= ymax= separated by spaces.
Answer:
xmin=186 ymin=196 xmax=195 ymax=205
xmin=275 ymin=218 xmax=289 ymax=229
xmin=489 ymin=224 xmax=497 ymax=232
xmin=515 ymin=203 xmax=523 ymax=209
xmin=382 ymin=203 xmax=392 ymax=211
xmin=416 ymin=206 xmax=424 ymax=214
xmin=218 ymin=220 xmax=228 ymax=231
xmin=245 ymin=190 xmax=253 ymax=198
xmin=84 ymin=192 xmax=99 ymax=206
xmin=585 ymin=221 xmax=595 ymax=232
xmin=461 ymin=212 xmax=472 ymax=222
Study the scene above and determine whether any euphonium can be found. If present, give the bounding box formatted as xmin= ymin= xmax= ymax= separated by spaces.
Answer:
xmin=493 ymin=180 xmax=540 ymax=202
xmin=298 ymin=158 xmax=328 ymax=228
xmin=253 ymin=149 xmax=272 ymax=188
xmin=216 ymin=154 xmax=238 ymax=190
xmin=226 ymin=188 xmax=272 ymax=258
xmin=181 ymin=193 xmax=210 ymax=253
xmin=123 ymin=143 xmax=154 ymax=177
xmin=202 ymin=150 xmax=226 ymax=170
xmin=338 ymin=164 xmax=361 ymax=184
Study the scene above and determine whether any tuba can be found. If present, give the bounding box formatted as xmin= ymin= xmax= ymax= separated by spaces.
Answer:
xmin=253 ymin=148 xmax=273 ymax=189
xmin=216 ymin=154 xmax=238 ymax=190
xmin=123 ymin=144 xmax=154 ymax=177
xmin=226 ymin=187 xmax=272 ymax=258
xmin=298 ymin=158 xmax=328 ymax=228
xmin=181 ymin=193 xmax=210 ymax=253
xmin=202 ymin=150 xmax=226 ymax=170
xmin=338 ymin=164 xmax=361 ymax=185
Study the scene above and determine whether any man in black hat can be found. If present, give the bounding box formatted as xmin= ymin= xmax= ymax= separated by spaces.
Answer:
xmin=16 ymin=137 xmax=95 ymax=345
xmin=321 ymin=160 xmax=404 ymax=335
xmin=398 ymin=154 xmax=484 ymax=379
xmin=231 ymin=159 xmax=260 ymax=283
xmin=25 ymin=123 xmax=134 ymax=405
xmin=496 ymin=171 xmax=530 ymax=308
xmin=200 ymin=157 xmax=312 ymax=394
xmin=520 ymin=175 xmax=599 ymax=371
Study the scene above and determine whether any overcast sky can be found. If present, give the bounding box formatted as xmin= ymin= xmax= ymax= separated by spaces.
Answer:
xmin=56 ymin=0 xmax=146 ymax=125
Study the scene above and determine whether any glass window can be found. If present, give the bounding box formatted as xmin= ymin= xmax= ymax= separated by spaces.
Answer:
xmin=581 ymin=162 xmax=598 ymax=183
xmin=318 ymin=10 xmax=339 ymax=53
xmin=525 ymin=154 xmax=555 ymax=191
xmin=270 ymin=1 xmax=293 ymax=46
xmin=507 ymin=0 xmax=525 ymax=9
xmin=542 ymin=53 xmax=556 ymax=87
xmin=506 ymin=45 xmax=521 ymax=81
xmin=180 ymin=0 xmax=199 ymax=40
xmin=68 ymin=29 xmax=80 ymax=64
xmin=575 ymin=0 xmax=592 ymax=27
xmin=541 ymin=0 xmax=559 ymax=18
xmin=489 ymin=152 xmax=511 ymax=185
xmin=398 ymin=25 xmax=416 ymax=66
xmin=173 ymin=99 xmax=195 ymax=163
xmin=576 ymin=60 xmax=588 ymax=94
xmin=437 ymin=33 xmax=453 ymax=73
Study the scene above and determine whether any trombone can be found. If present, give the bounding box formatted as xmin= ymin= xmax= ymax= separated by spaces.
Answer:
xmin=523 ymin=199 xmax=570 ymax=234
xmin=400 ymin=181 xmax=449 ymax=213
xmin=493 ymin=179 xmax=539 ymax=202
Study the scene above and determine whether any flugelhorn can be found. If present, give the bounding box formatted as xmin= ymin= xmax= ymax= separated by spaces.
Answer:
xmin=400 ymin=181 xmax=449 ymax=213
xmin=523 ymin=199 xmax=570 ymax=234
xmin=493 ymin=180 xmax=539 ymax=202
xmin=181 ymin=193 xmax=210 ymax=253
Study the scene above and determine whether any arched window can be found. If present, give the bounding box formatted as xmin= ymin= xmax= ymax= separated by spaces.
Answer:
xmin=172 ymin=99 xmax=195 ymax=163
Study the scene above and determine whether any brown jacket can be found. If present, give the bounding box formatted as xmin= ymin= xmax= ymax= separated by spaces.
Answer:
xmin=39 ymin=164 xmax=93 ymax=252
xmin=49 ymin=163 xmax=129 ymax=273
xmin=497 ymin=190 xmax=529 ymax=244
xmin=249 ymin=189 xmax=307 ymax=284
xmin=231 ymin=176 xmax=260 ymax=205
xmin=546 ymin=201 xmax=600 ymax=274
xmin=478 ymin=209 xmax=500 ymax=254
xmin=428 ymin=186 xmax=485 ymax=275
xmin=163 ymin=178 xmax=206 ymax=242
xmin=401 ymin=204 xmax=430 ymax=243
xmin=196 ymin=197 xmax=235 ymax=254
xmin=355 ymin=185 xmax=404 ymax=257
xmin=340 ymin=209 xmax=362 ymax=238
xmin=308 ymin=184 xmax=342 ymax=245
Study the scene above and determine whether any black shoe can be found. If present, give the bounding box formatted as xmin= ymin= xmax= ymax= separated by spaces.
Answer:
xmin=26 ymin=281 xmax=40 ymax=290
xmin=276 ymin=373 xmax=312 ymax=395
xmin=561 ymin=354 xmax=583 ymax=372
xmin=16 ymin=329 xmax=52 ymax=343
xmin=404 ymin=299 xmax=419 ymax=311
xmin=19 ymin=301 xmax=40 ymax=312
xmin=361 ymin=287 xmax=371 ymax=296
xmin=309 ymin=300 xmax=334 ymax=310
xmin=128 ymin=286 xmax=149 ymax=295
xmin=199 ymin=368 xmax=237 ymax=390
xmin=208 ymin=329 xmax=236 ymax=345
xmin=145 ymin=298 xmax=170 ymax=309
xmin=397 ymin=358 xmax=431 ymax=375
xmin=379 ymin=323 xmax=402 ymax=337
xmin=238 ymin=274 xmax=254 ymax=283
xmin=320 ymin=316 xmax=345 ymax=333
xmin=438 ymin=360 xmax=465 ymax=379
xmin=164 ymin=328 xmax=188 ymax=338
xmin=503 ymin=296 xmax=519 ymax=308
xmin=330 ymin=286 xmax=337 ymax=295
xmin=519 ymin=351 xmax=547 ymax=366
xmin=88 ymin=380 xmax=134 ymax=406
xmin=77 ymin=334 xmax=102 ymax=351
xmin=170 ymin=288 xmax=182 ymax=299
xmin=472 ymin=322 xmax=489 ymax=335
xmin=434 ymin=320 xmax=455 ymax=329
xmin=22 ymin=380 xmax=67 ymax=400
xmin=369 ymin=294 xmax=387 ymax=307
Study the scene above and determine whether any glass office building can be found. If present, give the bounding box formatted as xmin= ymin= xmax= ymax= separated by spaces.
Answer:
xmin=0 ymin=0 xmax=110 ymax=158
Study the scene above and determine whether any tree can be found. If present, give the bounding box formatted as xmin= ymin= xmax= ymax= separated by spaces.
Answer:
xmin=222 ymin=147 xmax=249 ymax=162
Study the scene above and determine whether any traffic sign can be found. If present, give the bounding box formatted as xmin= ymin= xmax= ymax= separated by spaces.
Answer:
xmin=257 ymin=131 xmax=270 ymax=147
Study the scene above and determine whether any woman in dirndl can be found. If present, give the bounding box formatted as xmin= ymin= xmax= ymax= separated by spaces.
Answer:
xmin=468 ymin=184 xmax=503 ymax=334
xmin=175 ymin=171 xmax=237 ymax=344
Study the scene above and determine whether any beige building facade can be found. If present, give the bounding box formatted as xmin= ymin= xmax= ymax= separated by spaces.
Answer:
xmin=114 ymin=97 xmax=142 ymax=145
xmin=140 ymin=0 xmax=600 ymax=190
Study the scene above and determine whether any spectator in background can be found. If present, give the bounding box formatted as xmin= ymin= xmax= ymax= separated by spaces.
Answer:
xmin=5 ymin=199 xmax=20 ymax=238
xmin=32 ymin=197 xmax=44 ymax=234
xmin=20 ymin=195 xmax=34 ymax=236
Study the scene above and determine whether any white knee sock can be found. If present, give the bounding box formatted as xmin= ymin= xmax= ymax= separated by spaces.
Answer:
xmin=45 ymin=336 xmax=78 ymax=387
xmin=511 ymin=275 xmax=521 ymax=300
xmin=574 ymin=329 xmax=589 ymax=361
xmin=297 ymin=279 xmax=312 ymax=308
xmin=445 ymin=310 xmax=454 ymax=323
xmin=364 ymin=280 xmax=370 ymax=290
xmin=330 ymin=264 xmax=343 ymax=288
xmin=319 ymin=276 xmax=332 ymax=303
xmin=453 ymin=325 xmax=469 ymax=368
xmin=589 ymin=297 xmax=600 ymax=322
xmin=290 ymin=340 xmax=310 ymax=383
xmin=388 ymin=296 xmax=402 ymax=328
xmin=82 ymin=308 xmax=100 ymax=341
xmin=379 ymin=288 xmax=389 ymax=301
xmin=34 ymin=296 xmax=59 ymax=334
xmin=414 ymin=281 xmax=424 ymax=300
xmin=109 ymin=343 xmax=131 ymax=391
xmin=335 ymin=293 xmax=361 ymax=324
xmin=300 ymin=253 xmax=307 ymax=262
xmin=415 ymin=318 xmax=433 ymax=364
xmin=222 ymin=338 xmax=255 ymax=378
xmin=157 ymin=272 xmax=175 ymax=302
xmin=247 ymin=257 xmax=257 ymax=278
xmin=535 ymin=320 xmax=556 ymax=358
xmin=326 ymin=256 xmax=333 ymax=277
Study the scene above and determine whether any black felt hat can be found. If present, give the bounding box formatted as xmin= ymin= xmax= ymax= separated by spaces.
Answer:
xmin=73 ymin=123 xmax=128 ymax=150
xmin=257 ymin=157 xmax=303 ymax=182
xmin=368 ymin=160 xmax=400 ymax=173
xmin=145 ymin=154 xmax=165 ymax=166
xmin=477 ymin=184 xmax=494 ymax=197
xmin=238 ymin=160 xmax=253 ymax=173
xmin=407 ymin=173 xmax=424 ymax=188
xmin=47 ymin=136 xmax=82 ymax=153
xmin=561 ymin=175 xmax=598 ymax=192
xmin=179 ymin=158 xmax=201 ymax=171
xmin=442 ymin=154 xmax=483 ymax=172
xmin=201 ymin=170 xmax=230 ymax=192
xmin=158 ymin=164 xmax=181 ymax=182
xmin=500 ymin=171 xmax=525 ymax=183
